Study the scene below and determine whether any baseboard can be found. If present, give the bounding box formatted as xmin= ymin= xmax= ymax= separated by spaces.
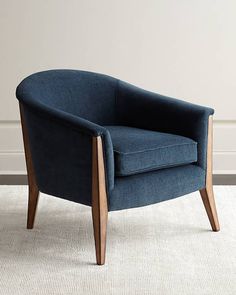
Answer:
xmin=213 ymin=175 xmax=236 ymax=185
xmin=0 ymin=175 xmax=27 ymax=185
xmin=0 ymin=174 xmax=236 ymax=185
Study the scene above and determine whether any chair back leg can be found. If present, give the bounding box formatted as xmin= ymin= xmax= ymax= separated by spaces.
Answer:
xmin=200 ymin=115 xmax=220 ymax=232
xmin=19 ymin=103 xmax=39 ymax=229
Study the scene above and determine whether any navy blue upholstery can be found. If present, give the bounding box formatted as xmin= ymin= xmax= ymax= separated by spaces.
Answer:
xmin=16 ymin=69 xmax=214 ymax=211
xmin=16 ymin=70 xmax=116 ymax=200
xmin=109 ymin=165 xmax=205 ymax=211
xmin=105 ymin=126 xmax=197 ymax=176
xmin=116 ymin=81 xmax=214 ymax=170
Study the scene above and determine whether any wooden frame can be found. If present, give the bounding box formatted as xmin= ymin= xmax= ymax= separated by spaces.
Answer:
xmin=92 ymin=136 xmax=108 ymax=265
xmin=19 ymin=103 xmax=39 ymax=229
xmin=199 ymin=116 xmax=220 ymax=231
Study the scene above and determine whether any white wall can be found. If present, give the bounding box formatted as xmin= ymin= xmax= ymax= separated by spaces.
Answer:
xmin=1 ymin=0 xmax=236 ymax=174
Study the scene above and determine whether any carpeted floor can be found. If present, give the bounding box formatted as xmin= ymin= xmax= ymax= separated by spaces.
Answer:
xmin=0 ymin=186 xmax=235 ymax=295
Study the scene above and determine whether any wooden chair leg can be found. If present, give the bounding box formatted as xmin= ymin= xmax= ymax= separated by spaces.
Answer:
xmin=200 ymin=188 xmax=219 ymax=232
xmin=19 ymin=103 xmax=39 ymax=229
xmin=200 ymin=115 xmax=220 ymax=232
xmin=27 ymin=186 xmax=39 ymax=229
xmin=92 ymin=136 xmax=108 ymax=265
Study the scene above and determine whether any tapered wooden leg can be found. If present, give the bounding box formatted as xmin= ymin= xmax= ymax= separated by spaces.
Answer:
xmin=200 ymin=188 xmax=219 ymax=231
xmin=92 ymin=136 xmax=108 ymax=265
xmin=27 ymin=186 xmax=39 ymax=229
xmin=200 ymin=115 xmax=220 ymax=232
xmin=19 ymin=103 xmax=39 ymax=229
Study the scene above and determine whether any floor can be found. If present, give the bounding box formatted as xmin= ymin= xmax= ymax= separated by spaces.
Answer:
xmin=0 ymin=186 xmax=235 ymax=295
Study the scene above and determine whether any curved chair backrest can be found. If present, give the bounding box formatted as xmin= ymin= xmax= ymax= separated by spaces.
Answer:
xmin=17 ymin=69 xmax=118 ymax=125
xmin=16 ymin=70 xmax=117 ymax=205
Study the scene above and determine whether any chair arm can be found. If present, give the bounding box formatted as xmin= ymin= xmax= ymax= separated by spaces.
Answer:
xmin=18 ymin=101 xmax=115 ymax=203
xmin=116 ymin=80 xmax=214 ymax=170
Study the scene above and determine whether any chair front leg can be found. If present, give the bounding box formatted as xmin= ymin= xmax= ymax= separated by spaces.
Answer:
xmin=199 ymin=115 xmax=220 ymax=232
xmin=92 ymin=136 xmax=108 ymax=265
xmin=19 ymin=103 xmax=39 ymax=229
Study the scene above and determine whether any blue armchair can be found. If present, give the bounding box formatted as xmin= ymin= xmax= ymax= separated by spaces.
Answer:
xmin=16 ymin=70 xmax=220 ymax=265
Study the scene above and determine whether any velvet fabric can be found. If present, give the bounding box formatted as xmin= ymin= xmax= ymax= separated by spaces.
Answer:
xmin=116 ymin=81 xmax=214 ymax=170
xmin=105 ymin=126 xmax=197 ymax=176
xmin=16 ymin=70 xmax=116 ymax=196
xmin=109 ymin=165 xmax=205 ymax=211
xmin=16 ymin=69 xmax=214 ymax=211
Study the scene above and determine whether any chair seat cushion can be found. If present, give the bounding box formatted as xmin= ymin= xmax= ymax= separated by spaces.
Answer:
xmin=105 ymin=126 xmax=198 ymax=176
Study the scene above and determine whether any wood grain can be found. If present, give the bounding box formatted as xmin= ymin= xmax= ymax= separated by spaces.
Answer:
xmin=91 ymin=136 xmax=108 ymax=265
xmin=200 ymin=115 xmax=220 ymax=231
xmin=19 ymin=103 xmax=39 ymax=229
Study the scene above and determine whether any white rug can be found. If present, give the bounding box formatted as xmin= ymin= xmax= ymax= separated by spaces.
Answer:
xmin=0 ymin=186 xmax=236 ymax=295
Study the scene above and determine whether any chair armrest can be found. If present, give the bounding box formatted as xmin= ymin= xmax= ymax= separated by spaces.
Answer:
xmin=19 ymin=101 xmax=115 ymax=205
xmin=116 ymin=80 xmax=214 ymax=170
